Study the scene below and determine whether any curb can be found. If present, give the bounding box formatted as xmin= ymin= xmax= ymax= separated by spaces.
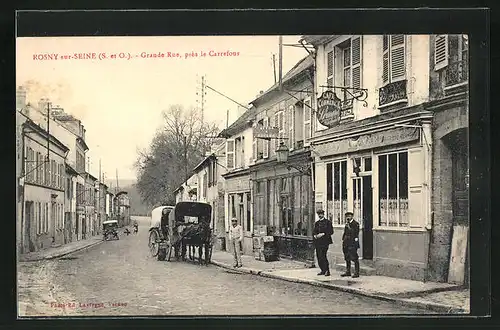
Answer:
xmin=19 ymin=239 xmax=105 ymax=262
xmin=210 ymin=260 xmax=467 ymax=314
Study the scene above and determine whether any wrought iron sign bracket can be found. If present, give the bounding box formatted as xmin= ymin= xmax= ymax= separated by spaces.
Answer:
xmin=318 ymin=85 xmax=369 ymax=108
xmin=286 ymin=162 xmax=311 ymax=176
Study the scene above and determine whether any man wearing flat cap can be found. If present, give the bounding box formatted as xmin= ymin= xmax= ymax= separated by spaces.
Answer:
xmin=312 ymin=209 xmax=334 ymax=276
xmin=341 ymin=211 xmax=360 ymax=278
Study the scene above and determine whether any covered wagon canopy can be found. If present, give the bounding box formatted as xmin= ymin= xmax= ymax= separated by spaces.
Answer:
xmin=173 ymin=201 xmax=212 ymax=224
xmin=150 ymin=205 xmax=175 ymax=229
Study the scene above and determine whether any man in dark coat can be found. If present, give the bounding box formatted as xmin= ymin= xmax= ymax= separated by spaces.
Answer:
xmin=313 ymin=209 xmax=334 ymax=276
xmin=341 ymin=211 xmax=360 ymax=278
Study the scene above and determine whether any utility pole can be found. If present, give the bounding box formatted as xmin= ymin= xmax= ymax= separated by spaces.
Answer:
xmin=196 ymin=74 xmax=207 ymax=124
xmin=46 ymin=101 xmax=50 ymax=164
xmin=115 ymin=168 xmax=119 ymax=194
xmin=279 ymin=36 xmax=283 ymax=91
xmin=272 ymin=53 xmax=277 ymax=84
xmin=98 ymin=159 xmax=101 ymax=229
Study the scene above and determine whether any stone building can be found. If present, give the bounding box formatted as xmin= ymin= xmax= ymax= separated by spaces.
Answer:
xmin=302 ymin=34 xmax=437 ymax=281
xmin=425 ymin=34 xmax=469 ymax=286
xmin=218 ymin=106 xmax=256 ymax=255
xmin=191 ymin=141 xmax=227 ymax=250
xmin=20 ymin=118 xmax=69 ymax=252
xmin=248 ymin=55 xmax=316 ymax=263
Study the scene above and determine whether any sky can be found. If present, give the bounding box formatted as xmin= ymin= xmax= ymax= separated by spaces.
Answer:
xmin=16 ymin=36 xmax=308 ymax=183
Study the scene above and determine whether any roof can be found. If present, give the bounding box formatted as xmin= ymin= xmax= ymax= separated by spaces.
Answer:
xmin=218 ymin=106 xmax=256 ymax=138
xmin=23 ymin=118 xmax=70 ymax=153
xmin=85 ymin=172 xmax=98 ymax=182
xmin=76 ymin=137 xmax=89 ymax=151
xmin=192 ymin=154 xmax=216 ymax=173
xmin=300 ymin=35 xmax=338 ymax=46
xmin=103 ymin=220 xmax=118 ymax=224
xmin=116 ymin=191 xmax=128 ymax=196
xmin=65 ymin=163 xmax=79 ymax=176
xmin=250 ymin=55 xmax=314 ymax=106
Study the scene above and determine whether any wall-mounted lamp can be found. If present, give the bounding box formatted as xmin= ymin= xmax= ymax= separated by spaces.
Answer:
xmin=276 ymin=142 xmax=289 ymax=163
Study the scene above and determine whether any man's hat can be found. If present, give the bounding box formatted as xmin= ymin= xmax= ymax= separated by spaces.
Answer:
xmin=316 ymin=209 xmax=325 ymax=215
xmin=345 ymin=211 xmax=354 ymax=216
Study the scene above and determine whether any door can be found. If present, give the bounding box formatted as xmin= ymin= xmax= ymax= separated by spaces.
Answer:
xmin=362 ymin=176 xmax=373 ymax=259
xmin=353 ymin=176 xmax=373 ymax=260
xmin=448 ymin=132 xmax=469 ymax=285
xmin=24 ymin=201 xmax=34 ymax=253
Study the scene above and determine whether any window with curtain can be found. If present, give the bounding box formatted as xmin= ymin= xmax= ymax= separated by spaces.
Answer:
xmin=326 ymin=160 xmax=348 ymax=224
xmin=379 ymin=151 xmax=409 ymax=227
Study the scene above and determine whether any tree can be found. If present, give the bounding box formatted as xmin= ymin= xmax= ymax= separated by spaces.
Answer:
xmin=135 ymin=105 xmax=221 ymax=207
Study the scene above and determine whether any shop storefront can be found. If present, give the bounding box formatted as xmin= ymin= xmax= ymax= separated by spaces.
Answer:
xmin=223 ymin=169 xmax=253 ymax=255
xmin=250 ymin=151 xmax=315 ymax=263
xmin=312 ymin=105 xmax=434 ymax=281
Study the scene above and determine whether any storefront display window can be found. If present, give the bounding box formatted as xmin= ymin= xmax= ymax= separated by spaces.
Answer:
xmin=326 ymin=160 xmax=348 ymax=224
xmin=256 ymin=175 xmax=312 ymax=237
xmin=379 ymin=151 xmax=409 ymax=227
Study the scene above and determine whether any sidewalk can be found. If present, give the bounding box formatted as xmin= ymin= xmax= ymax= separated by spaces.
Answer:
xmin=211 ymin=251 xmax=469 ymax=314
xmin=19 ymin=236 xmax=104 ymax=262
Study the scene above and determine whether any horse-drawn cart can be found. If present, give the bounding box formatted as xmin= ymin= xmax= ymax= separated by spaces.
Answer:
xmin=148 ymin=202 xmax=216 ymax=264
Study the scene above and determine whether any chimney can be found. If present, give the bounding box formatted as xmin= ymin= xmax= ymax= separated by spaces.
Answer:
xmin=16 ymin=86 xmax=26 ymax=111
xmin=38 ymin=98 xmax=50 ymax=113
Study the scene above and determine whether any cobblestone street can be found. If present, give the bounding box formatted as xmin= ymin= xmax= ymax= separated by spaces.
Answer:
xmin=18 ymin=217 xmax=436 ymax=316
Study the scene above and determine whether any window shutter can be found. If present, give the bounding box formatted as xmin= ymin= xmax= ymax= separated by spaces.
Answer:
xmin=351 ymin=36 xmax=362 ymax=89
xmin=278 ymin=111 xmax=285 ymax=150
xmin=263 ymin=117 xmax=269 ymax=158
xmin=252 ymin=137 xmax=257 ymax=162
xmin=390 ymin=35 xmax=406 ymax=82
xmin=288 ymin=105 xmax=295 ymax=150
xmin=304 ymin=98 xmax=312 ymax=146
xmin=408 ymin=148 xmax=424 ymax=227
xmin=274 ymin=111 xmax=279 ymax=152
xmin=382 ymin=35 xmax=389 ymax=84
xmin=327 ymin=50 xmax=334 ymax=88
xmin=434 ymin=34 xmax=449 ymax=71
xmin=226 ymin=139 xmax=235 ymax=170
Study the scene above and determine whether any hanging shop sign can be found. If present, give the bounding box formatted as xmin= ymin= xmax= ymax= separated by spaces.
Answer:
xmin=315 ymin=127 xmax=420 ymax=156
xmin=253 ymin=126 xmax=279 ymax=140
xmin=316 ymin=90 xmax=342 ymax=127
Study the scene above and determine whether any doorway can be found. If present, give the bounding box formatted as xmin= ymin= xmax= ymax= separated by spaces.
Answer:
xmin=446 ymin=128 xmax=469 ymax=285
xmin=24 ymin=201 xmax=34 ymax=253
xmin=353 ymin=175 xmax=373 ymax=260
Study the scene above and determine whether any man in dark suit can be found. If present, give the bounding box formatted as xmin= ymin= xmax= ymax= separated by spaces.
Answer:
xmin=341 ymin=211 xmax=360 ymax=278
xmin=313 ymin=209 xmax=334 ymax=276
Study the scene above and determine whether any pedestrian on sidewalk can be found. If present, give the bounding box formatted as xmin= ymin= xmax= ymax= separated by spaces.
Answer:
xmin=313 ymin=209 xmax=334 ymax=276
xmin=228 ymin=217 xmax=243 ymax=268
xmin=341 ymin=211 xmax=360 ymax=278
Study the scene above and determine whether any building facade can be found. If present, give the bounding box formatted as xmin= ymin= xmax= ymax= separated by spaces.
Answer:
xmin=115 ymin=191 xmax=131 ymax=227
xmin=174 ymin=173 xmax=199 ymax=203
xmin=426 ymin=34 xmax=469 ymax=285
xmin=219 ymin=108 xmax=255 ymax=255
xmin=192 ymin=144 xmax=227 ymax=250
xmin=21 ymin=118 xmax=69 ymax=252
xmin=64 ymin=164 xmax=78 ymax=244
xmin=84 ymin=173 xmax=98 ymax=238
xmin=303 ymin=34 xmax=437 ymax=281
xmin=248 ymin=56 xmax=316 ymax=263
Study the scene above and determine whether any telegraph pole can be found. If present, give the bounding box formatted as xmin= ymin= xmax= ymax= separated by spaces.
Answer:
xmin=196 ymin=74 xmax=207 ymax=124
xmin=46 ymin=101 xmax=50 ymax=164
xmin=279 ymin=36 xmax=283 ymax=91
xmin=272 ymin=53 xmax=277 ymax=84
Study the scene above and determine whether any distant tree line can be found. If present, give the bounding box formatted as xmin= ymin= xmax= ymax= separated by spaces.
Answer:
xmin=134 ymin=105 xmax=220 ymax=207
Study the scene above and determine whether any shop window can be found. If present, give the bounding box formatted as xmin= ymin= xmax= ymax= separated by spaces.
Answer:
xmin=379 ymin=151 xmax=409 ymax=227
xmin=326 ymin=160 xmax=348 ymax=224
xmin=246 ymin=194 xmax=251 ymax=232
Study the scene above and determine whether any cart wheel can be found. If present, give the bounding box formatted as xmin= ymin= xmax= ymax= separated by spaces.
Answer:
xmin=149 ymin=230 xmax=159 ymax=257
xmin=157 ymin=248 xmax=167 ymax=261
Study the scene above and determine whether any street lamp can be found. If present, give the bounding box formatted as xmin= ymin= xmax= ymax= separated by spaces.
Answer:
xmin=276 ymin=142 xmax=289 ymax=163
